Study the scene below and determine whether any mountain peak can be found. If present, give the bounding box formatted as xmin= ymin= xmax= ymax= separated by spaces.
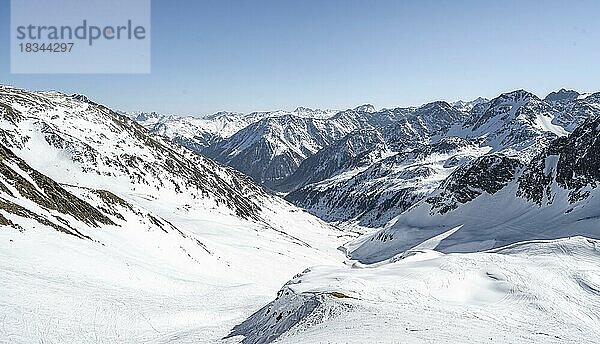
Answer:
xmin=292 ymin=107 xmax=337 ymax=118
xmin=471 ymin=97 xmax=489 ymax=104
xmin=483 ymin=89 xmax=541 ymax=110
xmin=293 ymin=106 xmax=314 ymax=113
xmin=353 ymin=104 xmax=376 ymax=113
xmin=544 ymin=88 xmax=580 ymax=103
xmin=496 ymin=89 xmax=538 ymax=102
xmin=419 ymin=100 xmax=452 ymax=110
xmin=70 ymin=93 xmax=97 ymax=105
xmin=452 ymin=97 xmax=489 ymax=111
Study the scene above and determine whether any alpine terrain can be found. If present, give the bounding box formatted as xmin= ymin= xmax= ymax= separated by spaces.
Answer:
xmin=0 ymin=85 xmax=351 ymax=343
xmin=146 ymin=89 xmax=600 ymax=230
xmin=1 ymin=85 xmax=599 ymax=343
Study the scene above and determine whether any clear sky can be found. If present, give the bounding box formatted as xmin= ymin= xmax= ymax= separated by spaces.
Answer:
xmin=1 ymin=0 xmax=600 ymax=114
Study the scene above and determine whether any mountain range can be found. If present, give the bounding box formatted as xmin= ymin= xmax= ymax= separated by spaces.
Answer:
xmin=0 ymin=85 xmax=351 ymax=343
xmin=136 ymin=89 xmax=600 ymax=229
xmin=1 ymin=85 xmax=599 ymax=343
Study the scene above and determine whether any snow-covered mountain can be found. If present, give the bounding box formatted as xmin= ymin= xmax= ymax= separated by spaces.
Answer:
xmin=549 ymin=92 xmax=600 ymax=131
xmin=452 ymin=96 xmax=489 ymax=112
xmin=373 ymin=101 xmax=468 ymax=150
xmin=141 ymin=106 xmax=370 ymax=189
xmin=3 ymin=85 xmax=600 ymax=344
xmin=203 ymin=113 xmax=366 ymax=188
xmin=274 ymin=128 xmax=389 ymax=192
xmin=454 ymin=90 xmax=567 ymax=155
xmin=134 ymin=89 xmax=600 ymax=230
xmin=282 ymin=91 xmax=585 ymax=227
xmin=199 ymin=101 xmax=468 ymax=192
xmin=133 ymin=108 xmax=338 ymax=152
xmin=0 ymin=85 xmax=351 ymax=343
xmin=126 ymin=110 xmax=258 ymax=151
xmin=286 ymin=137 xmax=489 ymax=228
xmin=348 ymin=112 xmax=600 ymax=263
xmin=125 ymin=110 xmax=174 ymax=127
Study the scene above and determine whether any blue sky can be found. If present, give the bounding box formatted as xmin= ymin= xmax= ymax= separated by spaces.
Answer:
xmin=1 ymin=0 xmax=600 ymax=114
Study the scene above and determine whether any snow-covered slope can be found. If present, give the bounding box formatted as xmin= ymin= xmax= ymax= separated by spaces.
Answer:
xmin=136 ymin=108 xmax=338 ymax=153
xmin=275 ymin=128 xmax=389 ymax=192
xmin=0 ymin=85 xmax=351 ymax=343
xmin=203 ymin=114 xmax=366 ymax=187
xmin=455 ymin=90 xmax=567 ymax=155
xmin=550 ymin=92 xmax=600 ymax=131
xmin=138 ymin=90 xmax=600 ymax=230
xmin=452 ymin=96 xmax=489 ymax=112
xmin=286 ymin=137 xmax=489 ymax=228
xmin=0 ymin=87 xmax=274 ymax=220
xmin=231 ymin=237 xmax=600 ymax=344
xmin=349 ymin=113 xmax=600 ymax=263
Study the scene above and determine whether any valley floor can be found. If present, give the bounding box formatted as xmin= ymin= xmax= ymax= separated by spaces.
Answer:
xmin=0 ymin=229 xmax=272 ymax=343
xmin=0 ymin=195 xmax=350 ymax=344
xmin=3 ymin=221 xmax=600 ymax=344
xmin=233 ymin=237 xmax=600 ymax=344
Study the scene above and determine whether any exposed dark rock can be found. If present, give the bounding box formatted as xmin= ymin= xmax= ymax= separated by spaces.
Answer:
xmin=427 ymin=154 xmax=524 ymax=214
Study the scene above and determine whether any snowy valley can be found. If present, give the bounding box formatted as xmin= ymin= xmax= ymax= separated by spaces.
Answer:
xmin=1 ymin=85 xmax=599 ymax=343
xmin=0 ymin=85 xmax=351 ymax=343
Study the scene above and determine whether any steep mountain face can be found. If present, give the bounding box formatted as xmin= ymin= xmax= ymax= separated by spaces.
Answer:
xmin=457 ymin=90 xmax=567 ymax=154
xmin=272 ymin=102 xmax=478 ymax=227
xmin=518 ymin=114 xmax=600 ymax=204
xmin=275 ymin=128 xmax=388 ymax=192
xmin=374 ymin=101 xmax=468 ymax=150
xmin=0 ymin=85 xmax=351 ymax=343
xmin=452 ymin=97 xmax=489 ymax=112
xmin=286 ymin=137 xmax=488 ymax=227
xmin=348 ymin=114 xmax=600 ymax=263
xmin=544 ymin=88 xmax=580 ymax=103
xmin=549 ymin=92 xmax=600 ymax=131
xmin=203 ymin=114 xmax=364 ymax=187
xmin=132 ymin=89 xmax=600 ymax=232
xmin=425 ymin=154 xmax=525 ymax=215
xmin=283 ymin=92 xmax=567 ymax=228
